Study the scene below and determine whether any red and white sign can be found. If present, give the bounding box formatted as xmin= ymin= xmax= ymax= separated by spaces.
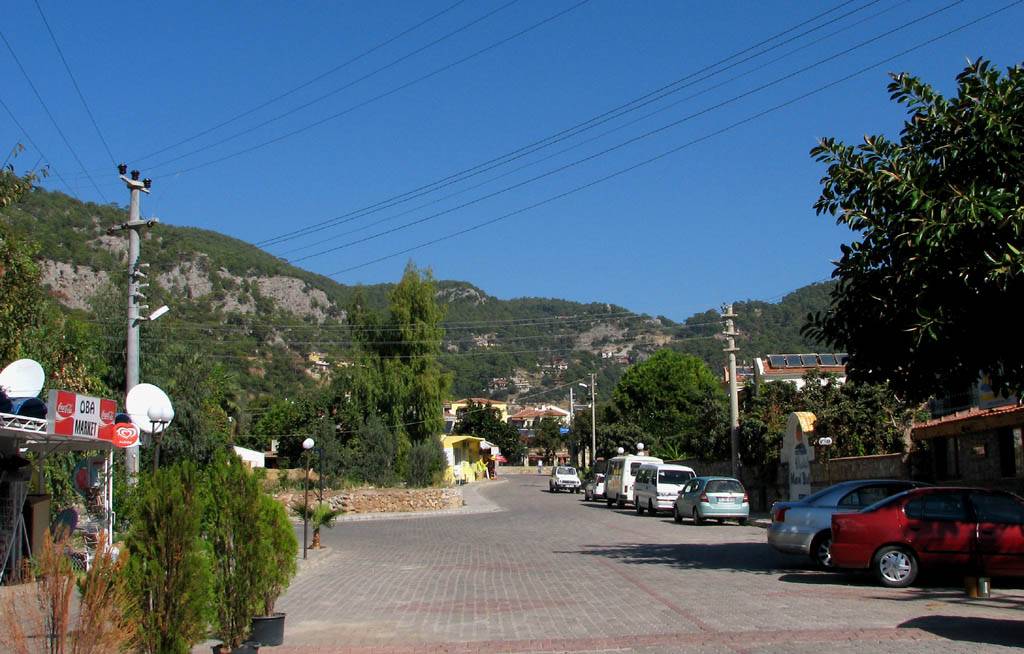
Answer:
xmin=111 ymin=422 xmax=140 ymax=448
xmin=47 ymin=390 xmax=118 ymax=442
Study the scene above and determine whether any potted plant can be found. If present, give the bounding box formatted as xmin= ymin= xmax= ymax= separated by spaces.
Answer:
xmin=249 ymin=494 xmax=298 ymax=647
xmin=291 ymin=501 xmax=343 ymax=549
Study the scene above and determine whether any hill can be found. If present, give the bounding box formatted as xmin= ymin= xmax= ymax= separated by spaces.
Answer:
xmin=2 ymin=187 xmax=833 ymax=404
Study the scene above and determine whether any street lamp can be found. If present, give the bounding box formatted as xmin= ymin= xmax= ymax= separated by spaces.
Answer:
xmin=302 ymin=437 xmax=315 ymax=560
xmin=637 ymin=442 xmax=645 ymax=455
xmin=617 ymin=447 xmax=625 ymax=455
xmin=147 ymin=405 xmax=173 ymax=472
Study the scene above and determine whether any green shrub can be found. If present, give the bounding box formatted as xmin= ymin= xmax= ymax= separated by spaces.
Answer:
xmin=256 ymin=494 xmax=297 ymax=615
xmin=124 ymin=461 xmax=213 ymax=654
xmin=405 ymin=438 xmax=446 ymax=488
xmin=204 ymin=451 xmax=266 ymax=649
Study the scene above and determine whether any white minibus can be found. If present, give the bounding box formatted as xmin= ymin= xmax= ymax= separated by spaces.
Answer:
xmin=604 ymin=454 xmax=663 ymax=507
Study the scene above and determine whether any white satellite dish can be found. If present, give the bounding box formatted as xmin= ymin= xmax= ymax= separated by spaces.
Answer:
xmin=126 ymin=383 xmax=175 ymax=434
xmin=0 ymin=359 xmax=45 ymax=398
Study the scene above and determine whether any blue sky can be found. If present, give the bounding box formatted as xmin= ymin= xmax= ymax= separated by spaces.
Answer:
xmin=2 ymin=1 xmax=1022 ymax=320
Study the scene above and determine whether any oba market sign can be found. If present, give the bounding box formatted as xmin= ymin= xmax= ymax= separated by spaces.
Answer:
xmin=46 ymin=390 xmax=139 ymax=447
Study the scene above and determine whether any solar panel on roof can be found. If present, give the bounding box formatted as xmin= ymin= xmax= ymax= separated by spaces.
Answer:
xmin=785 ymin=355 xmax=802 ymax=367
xmin=800 ymin=354 xmax=818 ymax=366
xmin=819 ymin=354 xmax=838 ymax=365
xmin=768 ymin=355 xmax=786 ymax=368
xmin=837 ymin=353 xmax=849 ymax=364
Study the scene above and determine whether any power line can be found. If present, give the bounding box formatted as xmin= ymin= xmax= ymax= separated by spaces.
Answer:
xmin=255 ymin=0 xmax=869 ymax=249
xmin=143 ymin=0 xmax=521 ymax=172
xmin=33 ymin=0 xmax=117 ymax=166
xmin=81 ymin=309 xmax=676 ymax=332
xmin=128 ymin=0 xmax=469 ymax=166
xmin=0 ymin=29 xmax=109 ymax=202
xmin=293 ymin=1 xmax=963 ymax=266
xmin=276 ymin=0 xmax=905 ymax=260
xmin=239 ymin=374 xmax=596 ymax=439
xmin=331 ymin=0 xmax=1009 ymax=276
xmin=152 ymin=0 xmax=593 ymax=178
xmin=0 ymin=94 xmax=78 ymax=197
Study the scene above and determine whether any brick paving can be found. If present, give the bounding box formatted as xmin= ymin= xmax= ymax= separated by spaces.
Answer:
xmin=268 ymin=475 xmax=1024 ymax=653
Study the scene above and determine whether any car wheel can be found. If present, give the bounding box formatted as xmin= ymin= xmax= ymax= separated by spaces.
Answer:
xmin=648 ymin=499 xmax=657 ymax=516
xmin=738 ymin=518 xmax=748 ymax=526
xmin=873 ymin=545 xmax=918 ymax=588
xmin=811 ymin=531 xmax=835 ymax=569
xmin=585 ymin=490 xmax=591 ymax=501
xmin=617 ymin=500 xmax=626 ymax=508
xmin=635 ymin=500 xmax=644 ymax=515
xmin=673 ymin=506 xmax=682 ymax=523
xmin=606 ymin=497 xmax=614 ymax=507
xmin=692 ymin=507 xmax=704 ymax=525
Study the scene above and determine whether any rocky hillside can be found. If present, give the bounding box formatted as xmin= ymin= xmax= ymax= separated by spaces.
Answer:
xmin=3 ymin=187 xmax=832 ymax=402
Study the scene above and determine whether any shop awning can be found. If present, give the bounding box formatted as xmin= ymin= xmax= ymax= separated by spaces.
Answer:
xmin=1 ymin=412 xmax=115 ymax=452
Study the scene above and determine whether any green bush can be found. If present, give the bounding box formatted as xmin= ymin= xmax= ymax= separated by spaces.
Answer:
xmin=204 ymin=451 xmax=266 ymax=649
xmin=405 ymin=438 xmax=446 ymax=488
xmin=256 ymin=494 xmax=297 ymax=615
xmin=124 ymin=461 xmax=213 ymax=654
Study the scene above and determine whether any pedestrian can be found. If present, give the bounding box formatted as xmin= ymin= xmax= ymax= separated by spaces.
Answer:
xmin=536 ymin=459 xmax=543 ymax=475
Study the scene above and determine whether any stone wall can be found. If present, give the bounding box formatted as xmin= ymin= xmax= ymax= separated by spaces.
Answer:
xmin=277 ymin=486 xmax=463 ymax=515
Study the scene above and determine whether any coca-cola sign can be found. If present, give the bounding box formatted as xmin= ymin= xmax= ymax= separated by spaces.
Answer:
xmin=46 ymin=390 xmax=118 ymax=443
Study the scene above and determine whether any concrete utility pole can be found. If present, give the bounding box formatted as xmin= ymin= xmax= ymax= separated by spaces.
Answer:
xmin=590 ymin=373 xmax=597 ymax=470
xmin=110 ymin=164 xmax=154 ymax=482
xmin=722 ymin=304 xmax=740 ymax=478
xmin=569 ymin=387 xmax=577 ymax=467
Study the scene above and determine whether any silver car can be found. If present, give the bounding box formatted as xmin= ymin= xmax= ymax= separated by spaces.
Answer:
xmin=767 ymin=479 xmax=925 ymax=568
xmin=673 ymin=477 xmax=749 ymax=525
xmin=584 ymin=473 xmax=605 ymax=501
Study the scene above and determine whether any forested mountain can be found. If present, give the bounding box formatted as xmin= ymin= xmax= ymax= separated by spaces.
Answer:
xmin=3 ymin=187 xmax=833 ymax=404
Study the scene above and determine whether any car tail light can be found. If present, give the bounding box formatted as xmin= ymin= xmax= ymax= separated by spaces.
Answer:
xmin=773 ymin=507 xmax=788 ymax=522
xmin=699 ymin=493 xmax=709 ymax=503
xmin=742 ymin=492 xmax=749 ymax=503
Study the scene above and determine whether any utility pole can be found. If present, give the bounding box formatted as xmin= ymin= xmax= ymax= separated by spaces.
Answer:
xmin=590 ymin=373 xmax=597 ymax=471
xmin=569 ymin=387 xmax=577 ymax=467
xmin=110 ymin=164 xmax=155 ymax=482
xmin=723 ymin=304 xmax=740 ymax=478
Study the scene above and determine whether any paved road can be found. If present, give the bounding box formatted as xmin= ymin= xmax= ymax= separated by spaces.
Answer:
xmin=272 ymin=476 xmax=1024 ymax=653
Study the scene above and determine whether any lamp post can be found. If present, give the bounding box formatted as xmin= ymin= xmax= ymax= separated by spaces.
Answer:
xmin=302 ymin=437 xmax=315 ymax=559
xmin=147 ymin=405 xmax=173 ymax=472
xmin=637 ymin=442 xmax=645 ymax=456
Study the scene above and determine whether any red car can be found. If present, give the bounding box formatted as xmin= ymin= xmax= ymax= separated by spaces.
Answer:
xmin=831 ymin=487 xmax=1024 ymax=587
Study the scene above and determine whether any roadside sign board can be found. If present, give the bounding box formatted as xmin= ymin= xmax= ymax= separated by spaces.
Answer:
xmin=559 ymin=426 xmax=570 ymax=435
xmin=47 ymin=390 xmax=118 ymax=442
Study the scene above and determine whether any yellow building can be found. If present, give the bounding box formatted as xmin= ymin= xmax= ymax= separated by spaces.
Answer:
xmin=440 ymin=434 xmax=488 ymax=485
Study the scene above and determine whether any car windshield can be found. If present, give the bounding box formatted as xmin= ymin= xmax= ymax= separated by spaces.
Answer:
xmin=556 ymin=467 xmax=576 ymax=476
xmin=706 ymin=479 xmax=744 ymax=493
xmin=659 ymin=470 xmax=692 ymax=484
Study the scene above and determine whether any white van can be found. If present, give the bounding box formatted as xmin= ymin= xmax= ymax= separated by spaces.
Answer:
xmin=604 ymin=455 xmax=664 ymax=507
xmin=632 ymin=463 xmax=696 ymax=515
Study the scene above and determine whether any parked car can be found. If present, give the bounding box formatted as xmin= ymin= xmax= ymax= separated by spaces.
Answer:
xmin=584 ymin=473 xmax=606 ymax=501
xmin=604 ymin=455 xmax=663 ymax=507
xmin=767 ymin=479 xmax=925 ymax=568
xmin=831 ymin=487 xmax=1024 ymax=588
xmin=633 ymin=463 xmax=695 ymax=515
xmin=674 ymin=476 xmax=749 ymax=524
xmin=549 ymin=466 xmax=581 ymax=493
